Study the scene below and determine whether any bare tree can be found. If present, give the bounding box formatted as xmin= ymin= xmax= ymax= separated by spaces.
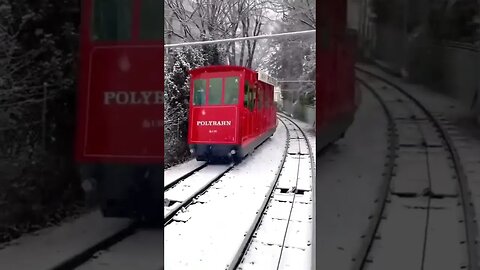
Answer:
xmin=165 ymin=0 xmax=283 ymax=68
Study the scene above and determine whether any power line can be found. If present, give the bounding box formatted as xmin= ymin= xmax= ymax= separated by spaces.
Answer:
xmin=164 ymin=30 xmax=316 ymax=48
xmin=277 ymin=80 xmax=315 ymax=83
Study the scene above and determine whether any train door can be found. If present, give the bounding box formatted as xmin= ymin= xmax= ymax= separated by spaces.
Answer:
xmin=266 ymin=86 xmax=272 ymax=128
xmin=241 ymin=81 xmax=250 ymax=142
xmin=251 ymin=84 xmax=258 ymax=136
xmin=258 ymin=85 xmax=264 ymax=133
xmin=247 ymin=81 xmax=254 ymax=138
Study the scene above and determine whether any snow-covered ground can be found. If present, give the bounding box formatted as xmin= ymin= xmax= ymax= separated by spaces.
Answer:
xmin=357 ymin=70 xmax=468 ymax=269
xmin=239 ymin=117 xmax=315 ymax=270
xmin=164 ymin=159 xmax=206 ymax=187
xmin=164 ymin=122 xmax=289 ymax=269
xmin=358 ymin=64 xmax=480 ymax=226
xmin=75 ymin=229 xmax=163 ymax=270
xmin=164 ymin=165 xmax=231 ymax=218
xmin=0 ymin=211 xmax=131 ymax=270
xmin=284 ymin=116 xmax=316 ymax=165
xmin=315 ymin=87 xmax=389 ymax=269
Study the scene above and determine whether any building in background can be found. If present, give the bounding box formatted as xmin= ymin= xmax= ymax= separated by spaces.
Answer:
xmin=274 ymin=85 xmax=283 ymax=108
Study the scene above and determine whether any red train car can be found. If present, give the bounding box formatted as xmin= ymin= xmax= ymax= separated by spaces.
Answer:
xmin=188 ymin=66 xmax=277 ymax=162
xmin=316 ymin=0 xmax=358 ymax=156
xmin=75 ymin=0 xmax=163 ymax=220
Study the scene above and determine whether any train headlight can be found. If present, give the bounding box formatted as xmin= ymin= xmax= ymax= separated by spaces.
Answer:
xmin=230 ymin=149 xmax=236 ymax=155
xmin=190 ymin=148 xmax=195 ymax=154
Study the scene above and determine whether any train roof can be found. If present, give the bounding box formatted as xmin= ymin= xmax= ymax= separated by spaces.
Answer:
xmin=189 ymin=65 xmax=254 ymax=76
xmin=189 ymin=65 xmax=277 ymax=86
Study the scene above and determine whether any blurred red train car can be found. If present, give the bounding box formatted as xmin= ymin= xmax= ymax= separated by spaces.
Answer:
xmin=316 ymin=9 xmax=359 ymax=156
xmin=188 ymin=66 xmax=277 ymax=163
xmin=75 ymin=0 xmax=163 ymax=220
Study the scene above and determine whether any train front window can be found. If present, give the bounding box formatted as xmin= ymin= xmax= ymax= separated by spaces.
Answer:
xmin=193 ymin=79 xmax=206 ymax=106
xmin=140 ymin=0 xmax=163 ymax=40
xmin=225 ymin=77 xmax=239 ymax=105
xmin=208 ymin=78 xmax=222 ymax=105
xmin=92 ymin=0 xmax=133 ymax=41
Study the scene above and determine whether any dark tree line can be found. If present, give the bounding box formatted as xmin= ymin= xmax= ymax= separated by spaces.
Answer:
xmin=0 ymin=0 xmax=82 ymax=240
xmin=371 ymin=0 xmax=479 ymax=43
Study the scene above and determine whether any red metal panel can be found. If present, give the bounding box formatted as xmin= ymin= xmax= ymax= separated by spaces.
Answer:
xmin=189 ymin=106 xmax=238 ymax=144
xmin=75 ymin=0 xmax=164 ymax=164
xmin=187 ymin=65 xmax=277 ymax=154
xmin=317 ymin=0 xmax=349 ymax=132
xmin=78 ymin=46 xmax=164 ymax=163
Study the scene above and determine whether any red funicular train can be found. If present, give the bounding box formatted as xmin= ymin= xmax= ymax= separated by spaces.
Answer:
xmin=315 ymin=0 xmax=358 ymax=155
xmin=188 ymin=66 xmax=277 ymax=163
xmin=75 ymin=0 xmax=163 ymax=221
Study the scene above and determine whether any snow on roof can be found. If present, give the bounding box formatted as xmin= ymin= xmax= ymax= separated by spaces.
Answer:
xmin=257 ymin=71 xmax=277 ymax=86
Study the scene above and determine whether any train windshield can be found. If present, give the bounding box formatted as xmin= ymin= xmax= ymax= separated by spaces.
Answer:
xmin=208 ymin=78 xmax=222 ymax=105
xmin=193 ymin=79 xmax=207 ymax=105
xmin=224 ymin=77 xmax=239 ymax=105
xmin=140 ymin=0 xmax=163 ymax=40
xmin=92 ymin=0 xmax=133 ymax=41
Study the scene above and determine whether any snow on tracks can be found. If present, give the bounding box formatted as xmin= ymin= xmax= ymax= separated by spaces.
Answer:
xmin=164 ymin=119 xmax=288 ymax=270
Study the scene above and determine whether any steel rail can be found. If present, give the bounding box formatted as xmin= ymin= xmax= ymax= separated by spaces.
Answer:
xmin=355 ymin=66 xmax=479 ymax=270
xmin=164 ymin=163 xmax=208 ymax=191
xmin=275 ymin=114 xmax=316 ymax=270
xmin=228 ymin=114 xmax=315 ymax=270
xmin=226 ymin=116 xmax=291 ymax=270
xmin=353 ymin=77 xmax=399 ymax=269
xmin=50 ymin=222 xmax=139 ymax=270
xmin=164 ymin=165 xmax=234 ymax=226
xmin=164 ymin=126 xmax=277 ymax=227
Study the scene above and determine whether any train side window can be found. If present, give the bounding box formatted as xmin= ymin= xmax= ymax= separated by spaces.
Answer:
xmin=265 ymin=89 xmax=270 ymax=108
xmin=250 ymin=86 xmax=257 ymax=112
xmin=244 ymin=84 xmax=249 ymax=108
xmin=251 ymin=87 xmax=257 ymax=111
xmin=268 ymin=89 xmax=272 ymax=108
xmin=193 ymin=79 xmax=206 ymax=106
xmin=268 ymin=89 xmax=271 ymax=108
xmin=248 ymin=83 xmax=254 ymax=111
xmin=224 ymin=77 xmax=239 ymax=105
xmin=208 ymin=78 xmax=222 ymax=105
xmin=258 ymin=88 xmax=263 ymax=110
xmin=247 ymin=86 xmax=253 ymax=111
xmin=265 ymin=89 xmax=269 ymax=108
xmin=140 ymin=0 xmax=163 ymax=40
xmin=92 ymin=0 xmax=133 ymax=41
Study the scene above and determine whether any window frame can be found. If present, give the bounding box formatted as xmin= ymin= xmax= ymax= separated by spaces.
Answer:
xmin=139 ymin=0 xmax=164 ymax=40
xmin=208 ymin=77 xmax=223 ymax=105
xmin=192 ymin=78 xmax=207 ymax=106
xmin=244 ymin=83 xmax=250 ymax=109
xmin=91 ymin=0 xmax=134 ymax=42
xmin=224 ymin=76 xmax=240 ymax=105
xmin=258 ymin=86 xmax=263 ymax=110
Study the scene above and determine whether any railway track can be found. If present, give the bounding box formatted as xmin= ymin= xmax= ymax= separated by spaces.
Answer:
xmin=164 ymin=114 xmax=315 ymax=269
xmin=229 ymin=115 xmax=315 ymax=270
xmin=163 ymin=124 xmax=281 ymax=225
xmin=164 ymin=160 xmax=207 ymax=190
xmin=164 ymin=164 xmax=234 ymax=225
xmin=355 ymin=68 xmax=478 ymax=270
xmin=28 ymin=114 xmax=310 ymax=270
